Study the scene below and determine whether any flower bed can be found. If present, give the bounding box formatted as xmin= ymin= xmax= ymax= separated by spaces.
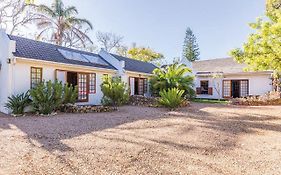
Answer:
xmin=128 ymin=95 xmax=159 ymax=107
xmin=59 ymin=104 xmax=116 ymax=113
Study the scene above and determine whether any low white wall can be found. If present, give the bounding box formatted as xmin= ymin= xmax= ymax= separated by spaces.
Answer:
xmin=195 ymin=73 xmax=272 ymax=99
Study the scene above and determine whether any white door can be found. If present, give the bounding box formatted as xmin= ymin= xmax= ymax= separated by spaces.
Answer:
xmin=130 ymin=77 xmax=135 ymax=96
xmin=56 ymin=70 xmax=66 ymax=84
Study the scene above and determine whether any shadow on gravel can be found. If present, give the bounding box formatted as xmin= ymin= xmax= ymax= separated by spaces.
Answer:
xmin=0 ymin=104 xmax=280 ymax=155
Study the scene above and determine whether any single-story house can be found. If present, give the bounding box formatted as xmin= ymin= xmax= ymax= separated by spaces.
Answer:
xmin=0 ymin=29 xmax=157 ymax=114
xmin=191 ymin=57 xmax=274 ymax=99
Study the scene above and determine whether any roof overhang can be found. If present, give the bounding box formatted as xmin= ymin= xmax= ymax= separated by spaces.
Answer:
xmin=125 ymin=70 xmax=153 ymax=77
xmin=15 ymin=56 xmax=117 ymax=73
xmin=196 ymin=71 xmax=273 ymax=77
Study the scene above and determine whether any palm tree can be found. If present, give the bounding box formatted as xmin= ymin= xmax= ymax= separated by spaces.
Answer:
xmin=150 ymin=63 xmax=195 ymax=98
xmin=29 ymin=0 xmax=93 ymax=46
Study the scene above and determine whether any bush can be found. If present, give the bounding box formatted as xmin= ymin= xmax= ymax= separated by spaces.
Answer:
xmin=158 ymin=88 xmax=185 ymax=110
xmin=30 ymin=80 xmax=63 ymax=115
xmin=5 ymin=92 xmax=31 ymax=115
xmin=101 ymin=76 xmax=129 ymax=108
xmin=30 ymin=80 xmax=78 ymax=115
xmin=150 ymin=63 xmax=195 ymax=98
xmin=62 ymin=83 xmax=78 ymax=104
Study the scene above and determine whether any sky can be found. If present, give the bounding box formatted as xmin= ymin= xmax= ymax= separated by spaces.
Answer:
xmin=35 ymin=0 xmax=265 ymax=62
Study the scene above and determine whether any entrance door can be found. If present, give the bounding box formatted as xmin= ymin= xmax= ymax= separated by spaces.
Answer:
xmin=232 ymin=80 xmax=240 ymax=98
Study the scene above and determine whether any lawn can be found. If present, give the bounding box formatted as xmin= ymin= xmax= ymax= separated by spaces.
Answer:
xmin=192 ymin=98 xmax=229 ymax=104
xmin=0 ymin=103 xmax=281 ymax=174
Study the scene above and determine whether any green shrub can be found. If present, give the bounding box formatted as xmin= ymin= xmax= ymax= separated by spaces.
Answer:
xmin=101 ymin=76 xmax=129 ymax=108
xmin=158 ymin=88 xmax=185 ymax=110
xmin=150 ymin=63 xmax=195 ymax=98
xmin=30 ymin=80 xmax=64 ymax=115
xmin=5 ymin=92 xmax=31 ymax=115
xmin=30 ymin=80 xmax=79 ymax=115
xmin=63 ymin=83 xmax=78 ymax=104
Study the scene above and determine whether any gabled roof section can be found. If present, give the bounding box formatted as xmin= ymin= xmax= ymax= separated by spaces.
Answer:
xmin=8 ymin=35 xmax=116 ymax=70
xmin=110 ymin=54 xmax=157 ymax=74
xmin=192 ymin=57 xmax=247 ymax=74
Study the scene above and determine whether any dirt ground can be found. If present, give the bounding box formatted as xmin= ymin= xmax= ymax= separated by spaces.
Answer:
xmin=0 ymin=103 xmax=281 ymax=175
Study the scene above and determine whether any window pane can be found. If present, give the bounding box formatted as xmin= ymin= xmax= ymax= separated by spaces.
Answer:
xmin=31 ymin=67 xmax=42 ymax=89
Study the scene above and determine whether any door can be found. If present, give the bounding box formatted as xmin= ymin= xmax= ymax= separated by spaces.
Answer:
xmin=232 ymin=80 xmax=240 ymax=98
xmin=129 ymin=77 xmax=135 ymax=96
xmin=77 ymin=73 xmax=89 ymax=102
xmin=138 ymin=78 xmax=144 ymax=95
xmin=56 ymin=70 xmax=66 ymax=84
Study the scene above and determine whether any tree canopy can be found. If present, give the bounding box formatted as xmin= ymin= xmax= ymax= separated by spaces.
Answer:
xmin=182 ymin=27 xmax=200 ymax=62
xmin=29 ymin=0 xmax=93 ymax=47
xmin=127 ymin=47 xmax=164 ymax=62
xmin=230 ymin=0 xmax=281 ymax=72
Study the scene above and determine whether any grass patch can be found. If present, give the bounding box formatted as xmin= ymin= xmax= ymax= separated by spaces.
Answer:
xmin=192 ymin=98 xmax=229 ymax=104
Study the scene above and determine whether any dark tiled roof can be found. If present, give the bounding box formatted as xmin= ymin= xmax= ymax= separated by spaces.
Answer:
xmin=110 ymin=54 xmax=157 ymax=74
xmin=8 ymin=35 xmax=116 ymax=70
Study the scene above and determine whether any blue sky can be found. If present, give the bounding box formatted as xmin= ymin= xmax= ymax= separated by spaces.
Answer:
xmin=36 ymin=0 xmax=265 ymax=61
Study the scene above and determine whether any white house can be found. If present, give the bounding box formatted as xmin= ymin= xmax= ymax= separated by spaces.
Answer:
xmin=192 ymin=58 xmax=274 ymax=99
xmin=0 ymin=30 xmax=157 ymax=114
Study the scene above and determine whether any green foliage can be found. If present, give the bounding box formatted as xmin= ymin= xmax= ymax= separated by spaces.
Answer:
xmin=150 ymin=63 xmax=195 ymax=98
xmin=30 ymin=80 xmax=77 ymax=115
xmin=63 ymin=83 xmax=78 ymax=104
xmin=230 ymin=0 xmax=281 ymax=72
xmin=29 ymin=0 xmax=93 ymax=46
xmin=30 ymin=80 xmax=64 ymax=115
xmin=5 ymin=92 xmax=31 ymax=115
xmin=183 ymin=27 xmax=200 ymax=62
xmin=101 ymin=76 xmax=129 ymax=108
xmin=158 ymin=88 xmax=185 ymax=110
xmin=128 ymin=47 xmax=164 ymax=62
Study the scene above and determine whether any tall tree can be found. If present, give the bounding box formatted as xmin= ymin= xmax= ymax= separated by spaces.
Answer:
xmin=96 ymin=31 xmax=123 ymax=52
xmin=128 ymin=46 xmax=164 ymax=62
xmin=182 ymin=27 xmax=200 ymax=62
xmin=29 ymin=0 xmax=93 ymax=47
xmin=230 ymin=0 xmax=281 ymax=91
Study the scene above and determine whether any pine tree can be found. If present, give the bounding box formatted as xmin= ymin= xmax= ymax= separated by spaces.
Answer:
xmin=183 ymin=27 xmax=200 ymax=62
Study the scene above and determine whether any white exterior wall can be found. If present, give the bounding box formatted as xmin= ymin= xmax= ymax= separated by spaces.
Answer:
xmin=0 ymin=30 xmax=15 ymax=114
xmin=13 ymin=61 xmax=115 ymax=106
xmin=195 ymin=73 xmax=273 ymax=99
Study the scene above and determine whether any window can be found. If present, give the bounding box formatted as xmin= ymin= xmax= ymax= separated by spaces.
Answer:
xmin=89 ymin=73 xmax=96 ymax=94
xmin=78 ymin=73 xmax=88 ymax=101
xmin=31 ymin=67 xmax=42 ymax=88
xmin=200 ymin=81 xmax=209 ymax=94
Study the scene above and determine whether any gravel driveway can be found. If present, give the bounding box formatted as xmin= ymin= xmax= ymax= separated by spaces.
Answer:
xmin=0 ymin=103 xmax=281 ymax=175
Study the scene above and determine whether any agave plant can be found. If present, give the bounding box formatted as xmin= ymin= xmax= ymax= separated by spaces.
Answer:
xmin=158 ymin=88 xmax=185 ymax=110
xmin=5 ymin=92 xmax=31 ymax=115
xmin=150 ymin=63 xmax=195 ymax=98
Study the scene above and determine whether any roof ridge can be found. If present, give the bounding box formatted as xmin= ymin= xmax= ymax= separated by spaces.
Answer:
xmin=194 ymin=57 xmax=233 ymax=62
xmin=110 ymin=53 xmax=155 ymax=66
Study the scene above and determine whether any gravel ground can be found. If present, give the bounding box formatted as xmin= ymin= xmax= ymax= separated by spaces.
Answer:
xmin=0 ymin=103 xmax=281 ymax=175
